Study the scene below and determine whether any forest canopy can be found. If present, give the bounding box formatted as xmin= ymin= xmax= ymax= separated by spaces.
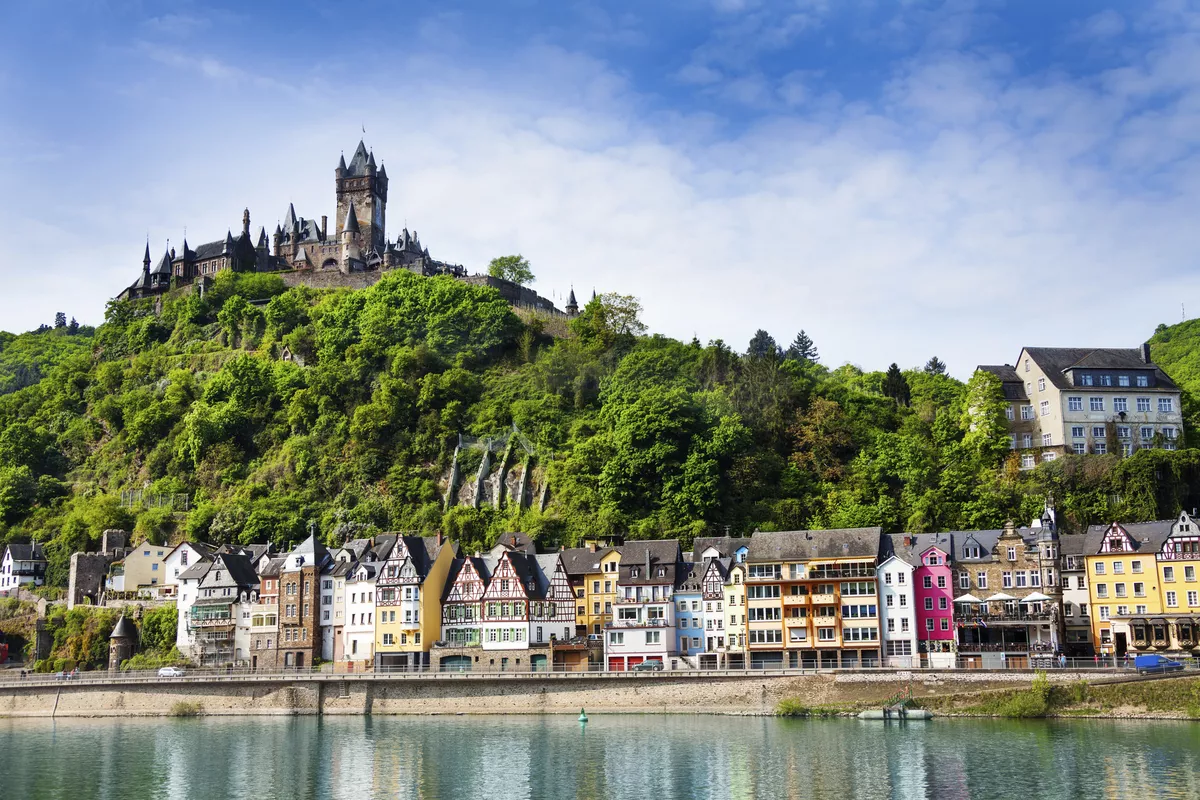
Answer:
xmin=2 ymin=269 xmax=1198 ymax=584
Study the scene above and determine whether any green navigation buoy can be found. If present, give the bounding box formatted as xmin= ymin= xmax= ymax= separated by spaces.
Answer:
xmin=578 ymin=708 xmax=588 ymax=723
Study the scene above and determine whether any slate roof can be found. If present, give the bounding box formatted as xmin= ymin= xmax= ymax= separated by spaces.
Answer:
xmin=4 ymin=543 xmax=46 ymax=562
xmin=165 ymin=540 xmax=215 ymax=562
xmin=151 ymin=248 xmax=173 ymax=275
xmin=617 ymin=539 xmax=681 ymax=585
xmin=978 ymin=365 xmax=1020 ymax=383
xmin=441 ymin=556 xmax=492 ymax=601
xmin=177 ymin=561 xmax=214 ymax=582
xmin=879 ymin=532 xmax=953 ymax=567
xmin=110 ymin=616 xmax=138 ymax=640
xmin=369 ymin=534 xmax=398 ymax=562
xmin=504 ymin=552 xmax=544 ymax=598
xmin=258 ymin=556 xmax=286 ymax=578
xmin=558 ymin=545 xmax=617 ymax=577
xmin=1082 ymin=520 xmax=1176 ymax=555
xmin=1058 ymin=533 xmax=1089 ymax=558
xmin=345 ymin=140 xmax=371 ymax=177
xmin=746 ymin=528 xmax=882 ymax=562
xmin=1024 ymin=347 xmax=1177 ymax=391
xmin=495 ymin=532 xmax=537 ymax=554
xmin=675 ymin=561 xmax=703 ymax=593
xmin=343 ymin=203 xmax=360 ymax=234
xmin=692 ymin=536 xmax=749 ymax=559
xmin=210 ymin=553 xmax=259 ymax=588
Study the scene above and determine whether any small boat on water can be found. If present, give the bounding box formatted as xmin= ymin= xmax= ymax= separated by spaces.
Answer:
xmin=858 ymin=706 xmax=933 ymax=721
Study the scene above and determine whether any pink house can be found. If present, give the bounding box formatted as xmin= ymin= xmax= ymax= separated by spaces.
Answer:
xmin=914 ymin=546 xmax=954 ymax=644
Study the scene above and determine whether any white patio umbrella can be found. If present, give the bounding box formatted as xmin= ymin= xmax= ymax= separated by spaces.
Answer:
xmin=954 ymin=594 xmax=982 ymax=603
xmin=1020 ymin=592 xmax=1052 ymax=603
xmin=984 ymin=592 xmax=1017 ymax=602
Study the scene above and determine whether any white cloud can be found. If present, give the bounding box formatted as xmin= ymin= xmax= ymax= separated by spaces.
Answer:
xmin=5 ymin=4 xmax=1200 ymax=382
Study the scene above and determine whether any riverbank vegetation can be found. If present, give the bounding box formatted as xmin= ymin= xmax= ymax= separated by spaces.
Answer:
xmin=2 ymin=273 xmax=1200 ymax=572
xmin=920 ymin=674 xmax=1200 ymax=719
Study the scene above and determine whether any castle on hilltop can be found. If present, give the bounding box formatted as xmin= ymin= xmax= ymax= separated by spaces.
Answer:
xmin=119 ymin=141 xmax=577 ymax=316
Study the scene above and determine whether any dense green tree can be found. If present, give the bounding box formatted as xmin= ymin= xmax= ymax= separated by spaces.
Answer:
xmin=746 ymin=330 xmax=780 ymax=360
xmin=785 ymin=330 xmax=819 ymax=362
xmin=924 ymin=356 xmax=947 ymax=375
xmin=487 ymin=254 xmax=535 ymax=286
xmin=882 ymin=363 xmax=911 ymax=407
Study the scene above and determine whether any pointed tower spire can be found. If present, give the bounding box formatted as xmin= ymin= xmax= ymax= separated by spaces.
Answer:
xmin=343 ymin=202 xmax=360 ymax=234
xmin=338 ymin=153 xmax=347 ymax=171
xmin=224 ymin=230 xmax=234 ymax=254
xmin=566 ymin=288 xmax=579 ymax=316
xmin=143 ymin=241 xmax=151 ymax=268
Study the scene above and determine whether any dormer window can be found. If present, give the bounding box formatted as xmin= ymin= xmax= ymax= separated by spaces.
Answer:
xmin=631 ymin=568 xmax=640 ymax=578
xmin=657 ymin=567 xmax=665 ymax=577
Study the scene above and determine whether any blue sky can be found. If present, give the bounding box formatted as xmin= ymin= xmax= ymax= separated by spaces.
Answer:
xmin=3 ymin=0 xmax=1200 ymax=376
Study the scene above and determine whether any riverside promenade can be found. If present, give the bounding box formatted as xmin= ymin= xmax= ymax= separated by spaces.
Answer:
xmin=0 ymin=666 xmax=1133 ymax=718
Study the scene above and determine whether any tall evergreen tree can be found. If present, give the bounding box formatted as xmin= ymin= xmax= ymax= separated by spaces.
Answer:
xmin=924 ymin=356 xmax=947 ymax=376
xmin=882 ymin=363 xmax=911 ymax=406
xmin=746 ymin=329 xmax=780 ymax=360
xmin=785 ymin=330 xmax=819 ymax=362
xmin=53 ymin=312 xmax=66 ymax=329
xmin=67 ymin=317 xmax=80 ymax=336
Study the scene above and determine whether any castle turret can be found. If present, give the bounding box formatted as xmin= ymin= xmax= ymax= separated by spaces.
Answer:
xmin=273 ymin=224 xmax=283 ymax=256
xmin=336 ymin=140 xmax=386 ymax=253
xmin=223 ymin=231 xmax=234 ymax=255
xmin=108 ymin=615 xmax=137 ymax=673
xmin=242 ymin=208 xmax=251 ymax=237
xmin=141 ymin=242 xmax=151 ymax=281
xmin=566 ymin=288 xmax=578 ymax=316
xmin=340 ymin=202 xmax=362 ymax=274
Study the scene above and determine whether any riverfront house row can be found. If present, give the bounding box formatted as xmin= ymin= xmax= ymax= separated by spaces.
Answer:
xmin=9 ymin=508 xmax=1200 ymax=670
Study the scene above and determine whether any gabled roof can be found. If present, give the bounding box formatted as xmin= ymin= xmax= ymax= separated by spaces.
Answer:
xmin=177 ymin=560 xmax=214 ymax=582
xmin=558 ymin=546 xmax=617 ymax=577
xmin=165 ymin=540 xmax=216 ymax=562
xmin=151 ymin=248 xmax=173 ymax=275
xmin=692 ymin=536 xmax=749 ymax=559
xmin=258 ymin=556 xmax=286 ymax=578
xmin=1083 ymin=520 xmax=1176 ymax=555
xmin=206 ymin=553 xmax=259 ymax=589
xmin=879 ymin=533 xmax=951 ymax=567
xmin=1058 ymin=533 xmax=1089 ymax=558
xmin=617 ymin=539 xmax=681 ymax=585
xmin=4 ymin=542 xmax=46 ymax=562
xmin=289 ymin=532 xmax=328 ymax=566
xmin=369 ymin=534 xmax=398 ymax=562
xmin=746 ymin=528 xmax=882 ymax=562
xmin=494 ymin=532 xmax=537 ymax=554
xmin=503 ymin=552 xmax=544 ymax=598
xmin=977 ymin=364 xmax=1020 ymax=383
xmin=675 ymin=561 xmax=703 ymax=593
xmin=441 ymin=556 xmax=491 ymax=601
xmin=1023 ymin=347 xmax=1176 ymax=391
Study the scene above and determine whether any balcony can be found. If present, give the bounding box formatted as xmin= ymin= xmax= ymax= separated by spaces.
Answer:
xmin=958 ymin=611 xmax=1053 ymax=624
xmin=606 ymin=618 xmax=670 ymax=629
xmin=783 ymin=594 xmax=809 ymax=606
xmin=746 ymin=570 xmax=783 ymax=583
xmin=814 ymin=616 xmax=837 ymax=626
xmin=811 ymin=594 xmax=835 ymax=605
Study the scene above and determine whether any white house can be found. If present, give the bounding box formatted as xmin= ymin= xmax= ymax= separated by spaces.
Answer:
xmin=175 ymin=559 xmax=215 ymax=655
xmin=0 ymin=543 xmax=46 ymax=596
xmin=344 ymin=562 xmax=378 ymax=667
xmin=877 ymin=536 xmax=918 ymax=668
xmin=604 ymin=540 xmax=682 ymax=671
xmin=163 ymin=541 xmax=214 ymax=592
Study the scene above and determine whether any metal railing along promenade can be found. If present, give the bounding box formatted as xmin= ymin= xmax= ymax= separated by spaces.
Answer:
xmin=0 ymin=657 xmax=1184 ymax=688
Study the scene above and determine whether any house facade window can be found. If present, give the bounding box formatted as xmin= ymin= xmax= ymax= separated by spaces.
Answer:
xmin=1159 ymin=398 xmax=1174 ymax=413
xmin=1068 ymin=397 xmax=1083 ymax=411
xmin=1040 ymin=401 xmax=1050 ymax=416
xmin=1114 ymin=397 xmax=1128 ymax=413
xmin=1090 ymin=397 xmax=1104 ymax=412
xmin=1038 ymin=378 xmax=1046 ymax=392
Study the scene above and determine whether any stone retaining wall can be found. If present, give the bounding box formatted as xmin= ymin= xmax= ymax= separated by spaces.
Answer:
xmin=0 ymin=670 xmax=1107 ymax=718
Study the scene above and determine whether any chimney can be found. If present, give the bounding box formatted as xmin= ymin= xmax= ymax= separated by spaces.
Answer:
xmin=1141 ymin=342 xmax=1152 ymax=363
xmin=321 ymin=215 xmax=328 ymax=239
xmin=588 ymin=542 xmax=597 ymax=553
xmin=437 ymin=531 xmax=444 ymax=547
xmin=645 ymin=548 xmax=651 ymax=576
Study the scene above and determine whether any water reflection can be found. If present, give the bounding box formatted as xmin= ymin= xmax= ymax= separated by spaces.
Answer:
xmin=2 ymin=715 xmax=1198 ymax=800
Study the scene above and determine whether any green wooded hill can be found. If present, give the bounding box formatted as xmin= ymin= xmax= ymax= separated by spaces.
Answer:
xmin=3 ymin=270 xmax=1200 ymax=587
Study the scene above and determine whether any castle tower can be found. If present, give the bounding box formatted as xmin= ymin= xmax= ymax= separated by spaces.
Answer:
xmin=242 ymin=208 xmax=251 ymax=237
xmin=108 ymin=615 xmax=137 ymax=673
xmin=340 ymin=202 xmax=362 ymax=274
xmin=566 ymin=288 xmax=579 ymax=316
xmin=335 ymin=141 xmax=387 ymax=253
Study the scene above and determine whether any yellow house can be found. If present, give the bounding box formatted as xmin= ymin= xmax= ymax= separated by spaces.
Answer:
xmin=1084 ymin=520 xmax=1172 ymax=657
xmin=561 ymin=543 xmax=622 ymax=637
xmin=722 ymin=562 xmax=747 ymax=668
xmin=106 ymin=541 xmax=170 ymax=596
xmin=375 ymin=534 xmax=457 ymax=670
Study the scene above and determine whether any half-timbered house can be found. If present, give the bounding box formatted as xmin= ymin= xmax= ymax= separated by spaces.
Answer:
xmin=374 ymin=534 xmax=456 ymax=671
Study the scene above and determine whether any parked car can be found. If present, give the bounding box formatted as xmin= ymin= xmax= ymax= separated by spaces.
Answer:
xmin=158 ymin=666 xmax=187 ymax=678
xmin=1134 ymin=654 xmax=1183 ymax=675
xmin=632 ymin=659 xmax=664 ymax=672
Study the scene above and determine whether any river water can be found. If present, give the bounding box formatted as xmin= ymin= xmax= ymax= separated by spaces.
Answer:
xmin=1 ymin=715 xmax=1198 ymax=799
